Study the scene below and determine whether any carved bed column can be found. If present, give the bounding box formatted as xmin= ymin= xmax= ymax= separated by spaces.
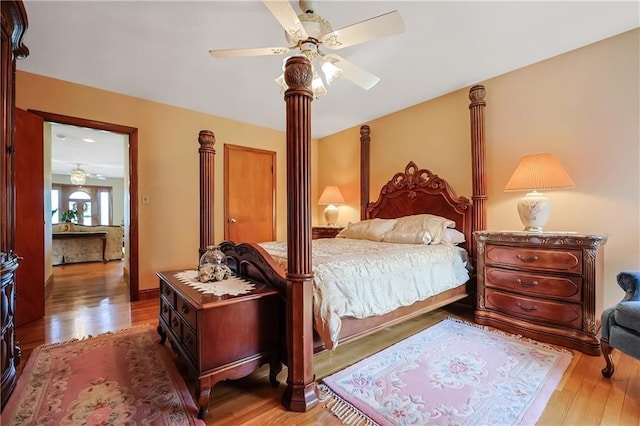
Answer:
xmin=359 ymin=125 xmax=370 ymax=220
xmin=281 ymin=56 xmax=319 ymax=412
xmin=469 ymin=85 xmax=487 ymax=260
xmin=198 ymin=130 xmax=216 ymax=259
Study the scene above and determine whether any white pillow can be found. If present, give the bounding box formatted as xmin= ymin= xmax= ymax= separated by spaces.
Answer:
xmin=442 ymin=228 xmax=466 ymax=244
xmin=383 ymin=230 xmax=432 ymax=245
xmin=336 ymin=218 xmax=398 ymax=242
xmin=393 ymin=214 xmax=455 ymax=245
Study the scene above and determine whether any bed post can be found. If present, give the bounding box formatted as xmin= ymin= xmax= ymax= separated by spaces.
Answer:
xmin=281 ymin=56 xmax=319 ymax=412
xmin=469 ymin=85 xmax=487 ymax=260
xmin=360 ymin=125 xmax=371 ymax=220
xmin=198 ymin=130 xmax=216 ymax=259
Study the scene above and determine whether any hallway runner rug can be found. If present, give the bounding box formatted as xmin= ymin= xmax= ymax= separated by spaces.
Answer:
xmin=1 ymin=324 xmax=204 ymax=425
xmin=320 ymin=317 xmax=573 ymax=426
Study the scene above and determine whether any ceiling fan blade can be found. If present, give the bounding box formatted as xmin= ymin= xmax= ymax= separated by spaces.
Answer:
xmin=209 ymin=46 xmax=291 ymax=58
xmin=321 ymin=10 xmax=405 ymax=50
xmin=263 ymin=0 xmax=308 ymax=41
xmin=324 ymin=54 xmax=380 ymax=90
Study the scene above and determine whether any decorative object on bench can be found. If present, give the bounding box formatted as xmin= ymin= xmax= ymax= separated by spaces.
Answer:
xmin=601 ymin=271 xmax=640 ymax=377
xmin=52 ymin=223 xmax=124 ymax=265
xmin=319 ymin=317 xmax=572 ymax=426
xmin=1 ymin=325 xmax=204 ymax=425
xmin=197 ymin=245 xmax=231 ymax=282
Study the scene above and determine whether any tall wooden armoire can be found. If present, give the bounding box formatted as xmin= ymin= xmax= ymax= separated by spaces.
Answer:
xmin=1 ymin=0 xmax=29 ymax=409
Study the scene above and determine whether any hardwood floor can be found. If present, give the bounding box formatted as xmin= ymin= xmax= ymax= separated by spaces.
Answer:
xmin=13 ymin=262 xmax=640 ymax=425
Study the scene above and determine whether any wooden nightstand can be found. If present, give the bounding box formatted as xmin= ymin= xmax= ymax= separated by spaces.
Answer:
xmin=312 ymin=226 xmax=343 ymax=239
xmin=474 ymin=231 xmax=607 ymax=355
xmin=157 ymin=271 xmax=282 ymax=418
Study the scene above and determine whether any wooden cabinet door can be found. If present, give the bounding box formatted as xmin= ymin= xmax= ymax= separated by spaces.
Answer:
xmin=224 ymin=145 xmax=276 ymax=243
xmin=14 ymin=108 xmax=45 ymax=326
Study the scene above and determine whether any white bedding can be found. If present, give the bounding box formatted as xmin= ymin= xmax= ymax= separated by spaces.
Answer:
xmin=259 ymin=238 xmax=470 ymax=349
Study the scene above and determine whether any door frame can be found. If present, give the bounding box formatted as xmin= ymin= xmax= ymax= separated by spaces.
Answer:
xmin=28 ymin=110 xmax=140 ymax=301
xmin=224 ymin=144 xmax=276 ymax=242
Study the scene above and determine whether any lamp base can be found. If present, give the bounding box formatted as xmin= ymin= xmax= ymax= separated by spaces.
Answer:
xmin=323 ymin=204 xmax=339 ymax=227
xmin=517 ymin=191 xmax=551 ymax=232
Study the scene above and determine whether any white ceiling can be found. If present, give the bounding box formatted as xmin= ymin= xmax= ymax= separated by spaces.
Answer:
xmin=19 ymin=1 xmax=639 ymax=177
xmin=50 ymin=123 xmax=125 ymax=179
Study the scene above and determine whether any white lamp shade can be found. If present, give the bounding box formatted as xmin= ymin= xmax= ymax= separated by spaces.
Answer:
xmin=505 ymin=153 xmax=574 ymax=192
xmin=318 ymin=186 xmax=345 ymax=205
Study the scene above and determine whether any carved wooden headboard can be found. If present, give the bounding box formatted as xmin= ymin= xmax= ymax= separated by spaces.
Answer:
xmin=366 ymin=161 xmax=473 ymax=251
xmin=359 ymin=84 xmax=487 ymax=259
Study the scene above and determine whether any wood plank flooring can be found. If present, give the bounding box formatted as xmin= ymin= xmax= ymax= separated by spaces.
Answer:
xmin=13 ymin=261 xmax=640 ymax=425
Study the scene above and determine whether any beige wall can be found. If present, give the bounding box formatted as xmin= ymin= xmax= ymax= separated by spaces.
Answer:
xmin=17 ymin=71 xmax=319 ymax=290
xmin=318 ymin=29 xmax=639 ymax=310
xmin=16 ymin=29 xmax=638 ymax=309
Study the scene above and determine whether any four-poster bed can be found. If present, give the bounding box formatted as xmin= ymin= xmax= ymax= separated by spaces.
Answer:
xmin=196 ymin=57 xmax=487 ymax=412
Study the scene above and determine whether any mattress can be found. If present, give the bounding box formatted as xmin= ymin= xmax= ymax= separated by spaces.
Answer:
xmin=259 ymin=238 xmax=470 ymax=349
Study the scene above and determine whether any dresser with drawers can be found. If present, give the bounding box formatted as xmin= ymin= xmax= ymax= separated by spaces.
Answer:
xmin=474 ymin=231 xmax=607 ymax=355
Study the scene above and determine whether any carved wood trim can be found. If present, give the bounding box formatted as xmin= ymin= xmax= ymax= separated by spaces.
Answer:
xmin=474 ymin=231 xmax=608 ymax=248
xmin=366 ymin=161 xmax=473 ymax=251
xmin=281 ymin=56 xmax=318 ymax=412
xmin=469 ymin=84 xmax=487 ymax=261
xmin=198 ymin=130 xmax=215 ymax=259
xmin=359 ymin=125 xmax=370 ymax=220
xmin=1 ymin=0 xmax=28 ymax=408
xmin=26 ymin=109 xmax=141 ymax=301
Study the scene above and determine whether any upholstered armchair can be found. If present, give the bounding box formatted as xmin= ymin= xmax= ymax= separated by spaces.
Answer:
xmin=601 ymin=271 xmax=640 ymax=377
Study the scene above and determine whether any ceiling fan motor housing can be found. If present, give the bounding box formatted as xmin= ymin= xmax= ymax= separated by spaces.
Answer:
xmin=299 ymin=0 xmax=315 ymax=14
xmin=284 ymin=10 xmax=332 ymax=48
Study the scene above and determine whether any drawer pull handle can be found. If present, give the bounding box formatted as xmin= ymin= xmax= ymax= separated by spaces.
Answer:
xmin=516 ymin=278 xmax=538 ymax=288
xmin=517 ymin=302 xmax=538 ymax=312
xmin=181 ymin=304 xmax=189 ymax=314
xmin=516 ymin=254 xmax=538 ymax=263
xmin=162 ymin=305 xmax=168 ymax=313
xmin=171 ymin=317 xmax=179 ymax=327
xmin=164 ymin=288 xmax=171 ymax=295
xmin=185 ymin=335 xmax=193 ymax=345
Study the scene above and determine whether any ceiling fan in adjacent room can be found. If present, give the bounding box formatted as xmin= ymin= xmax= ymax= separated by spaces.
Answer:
xmin=209 ymin=0 xmax=405 ymax=98
xmin=69 ymin=163 xmax=106 ymax=185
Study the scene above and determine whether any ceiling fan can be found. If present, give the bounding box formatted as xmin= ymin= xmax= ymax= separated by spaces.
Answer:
xmin=209 ymin=0 xmax=405 ymax=96
xmin=69 ymin=164 xmax=106 ymax=185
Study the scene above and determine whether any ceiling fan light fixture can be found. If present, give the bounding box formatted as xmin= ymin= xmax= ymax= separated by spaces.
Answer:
xmin=274 ymin=73 xmax=287 ymax=93
xmin=274 ymin=56 xmax=330 ymax=99
xmin=311 ymin=71 xmax=327 ymax=98
xmin=321 ymin=59 xmax=342 ymax=86
xmin=212 ymin=2 xmax=405 ymax=99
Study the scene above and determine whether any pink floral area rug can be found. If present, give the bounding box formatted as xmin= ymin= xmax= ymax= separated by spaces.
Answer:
xmin=320 ymin=317 xmax=573 ymax=426
xmin=1 ymin=324 xmax=204 ymax=426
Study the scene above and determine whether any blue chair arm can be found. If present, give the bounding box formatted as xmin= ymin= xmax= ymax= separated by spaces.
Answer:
xmin=617 ymin=271 xmax=640 ymax=302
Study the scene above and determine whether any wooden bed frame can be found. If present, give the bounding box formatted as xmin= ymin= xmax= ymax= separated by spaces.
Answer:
xmin=197 ymin=56 xmax=487 ymax=412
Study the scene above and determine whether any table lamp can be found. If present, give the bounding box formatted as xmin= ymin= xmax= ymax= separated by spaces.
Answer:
xmin=318 ymin=185 xmax=345 ymax=227
xmin=504 ymin=153 xmax=575 ymax=232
